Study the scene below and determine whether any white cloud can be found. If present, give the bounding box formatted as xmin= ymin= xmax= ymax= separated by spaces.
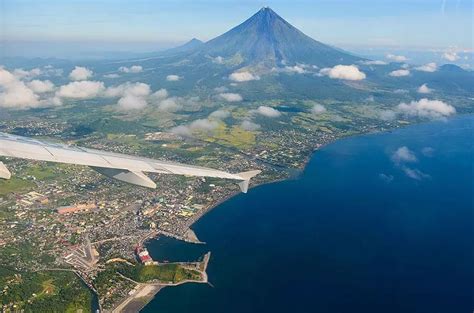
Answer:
xmin=417 ymin=84 xmax=432 ymax=94
xmin=391 ymin=146 xmax=417 ymax=164
xmin=57 ymin=81 xmax=105 ymax=99
xmin=443 ymin=51 xmax=459 ymax=62
xmin=117 ymin=95 xmax=147 ymax=110
xmin=104 ymin=73 xmax=120 ymax=78
xmin=255 ymin=106 xmax=281 ymax=118
xmin=0 ymin=68 xmax=17 ymax=85
xmin=421 ymin=147 xmax=435 ymax=157
xmin=214 ymin=86 xmax=228 ymax=93
xmin=0 ymin=68 xmax=59 ymax=109
xmin=153 ymin=95 xmax=200 ymax=113
xmin=401 ymin=166 xmax=430 ymax=180
xmin=13 ymin=68 xmax=42 ymax=79
xmin=379 ymin=173 xmax=394 ymax=183
xmin=151 ymin=88 xmax=168 ymax=100
xmin=320 ymin=65 xmax=366 ymax=81
xmin=0 ymin=80 xmax=40 ymax=109
xmin=104 ymin=82 xmax=150 ymax=98
xmin=240 ymin=120 xmax=261 ymax=131
xmin=209 ymin=110 xmax=230 ymax=120
xmin=166 ymin=74 xmax=181 ymax=81
xmin=397 ymin=98 xmax=456 ymax=119
xmin=219 ymin=93 xmax=242 ymax=102
xmin=362 ymin=60 xmax=387 ymax=65
xmin=170 ymin=125 xmax=192 ymax=137
xmin=386 ymin=54 xmax=408 ymax=62
xmin=379 ymin=109 xmax=397 ymax=121
xmin=391 ymin=146 xmax=430 ymax=180
xmin=389 ymin=69 xmax=410 ymax=77
xmin=415 ymin=62 xmax=437 ymax=72
xmin=284 ymin=65 xmax=306 ymax=74
xmin=189 ymin=119 xmax=219 ymax=132
xmin=171 ymin=119 xmax=219 ymax=137
xmin=229 ymin=71 xmax=260 ymax=82
xmin=311 ymin=104 xmax=326 ymax=114
xmin=26 ymin=80 xmax=55 ymax=93
xmin=213 ymin=56 xmax=224 ymax=64
xmin=118 ymin=65 xmax=143 ymax=73
xmin=104 ymin=82 xmax=151 ymax=111
xmin=157 ymin=97 xmax=181 ymax=112
xmin=69 ymin=66 xmax=93 ymax=81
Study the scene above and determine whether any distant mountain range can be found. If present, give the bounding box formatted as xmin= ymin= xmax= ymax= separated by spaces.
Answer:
xmin=164 ymin=7 xmax=362 ymax=68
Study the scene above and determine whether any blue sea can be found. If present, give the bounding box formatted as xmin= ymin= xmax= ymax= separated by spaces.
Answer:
xmin=143 ymin=116 xmax=473 ymax=313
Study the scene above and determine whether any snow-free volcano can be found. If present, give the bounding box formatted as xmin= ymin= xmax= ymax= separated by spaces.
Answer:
xmin=196 ymin=7 xmax=362 ymax=67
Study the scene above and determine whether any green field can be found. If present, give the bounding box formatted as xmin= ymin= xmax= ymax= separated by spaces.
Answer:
xmin=205 ymin=124 xmax=256 ymax=150
xmin=117 ymin=263 xmax=202 ymax=284
xmin=0 ymin=177 xmax=34 ymax=196
xmin=25 ymin=165 xmax=57 ymax=180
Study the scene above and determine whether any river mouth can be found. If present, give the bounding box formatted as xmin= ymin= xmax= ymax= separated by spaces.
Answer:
xmin=142 ymin=116 xmax=474 ymax=313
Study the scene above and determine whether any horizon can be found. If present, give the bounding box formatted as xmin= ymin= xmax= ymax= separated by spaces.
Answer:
xmin=1 ymin=0 xmax=472 ymax=61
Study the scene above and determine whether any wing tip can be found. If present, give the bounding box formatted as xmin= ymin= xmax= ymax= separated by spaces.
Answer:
xmin=237 ymin=170 xmax=261 ymax=193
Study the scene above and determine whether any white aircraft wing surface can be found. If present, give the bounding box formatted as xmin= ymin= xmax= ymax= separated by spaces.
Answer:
xmin=0 ymin=132 xmax=260 ymax=192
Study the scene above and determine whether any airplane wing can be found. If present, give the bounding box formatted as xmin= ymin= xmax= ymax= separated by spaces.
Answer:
xmin=0 ymin=132 xmax=260 ymax=193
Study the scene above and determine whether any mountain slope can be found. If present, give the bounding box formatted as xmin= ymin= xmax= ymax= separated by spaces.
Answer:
xmin=196 ymin=7 xmax=362 ymax=67
xmin=159 ymin=38 xmax=204 ymax=57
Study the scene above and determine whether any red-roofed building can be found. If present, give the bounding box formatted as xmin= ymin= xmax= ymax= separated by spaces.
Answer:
xmin=135 ymin=246 xmax=154 ymax=265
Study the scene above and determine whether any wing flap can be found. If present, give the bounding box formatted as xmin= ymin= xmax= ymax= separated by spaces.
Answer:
xmin=0 ymin=162 xmax=11 ymax=180
xmin=91 ymin=167 xmax=157 ymax=188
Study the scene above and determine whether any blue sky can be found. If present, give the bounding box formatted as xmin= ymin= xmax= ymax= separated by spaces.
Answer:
xmin=1 ymin=0 xmax=472 ymax=57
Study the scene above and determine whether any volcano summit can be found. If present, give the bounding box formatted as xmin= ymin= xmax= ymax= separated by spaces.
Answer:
xmin=173 ymin=7 xmax=362 ymax=68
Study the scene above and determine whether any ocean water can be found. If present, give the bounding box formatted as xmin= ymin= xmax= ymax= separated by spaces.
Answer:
xmin=143 ymin=116 xmax=473 ymax=313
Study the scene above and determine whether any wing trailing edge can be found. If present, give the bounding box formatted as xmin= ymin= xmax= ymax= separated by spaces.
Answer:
xmin=0 ymin=132 xmax=262 ymax=193
xmin=91 ymin=167 xmax=157 ymax=189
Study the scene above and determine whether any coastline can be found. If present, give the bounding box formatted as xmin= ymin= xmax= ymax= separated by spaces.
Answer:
xmin=115 ymin=128 xmax=391 ymax=312
xmin=111 ymin=252 xmax=211 ymax=313
xmin=115 ymin=136 xmax=331 ymax=312
xmin=110 ymin=115 xmax=472 ymax=312
xmin=112 ymin=284 xmax=163 ymax=313
xmin=136 ymin=114 xmax=474 ymax=313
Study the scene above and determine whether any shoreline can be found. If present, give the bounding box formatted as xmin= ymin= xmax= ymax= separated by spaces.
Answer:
xmin=136 ymin=114 xmax=473 ymax=313
xmin=121 ymin=128 xmax=386 ymax=311
xmin=111 ymin=115 xmax=472 ymax=312
xmin=118 ymin=138 xmax=329 ymax=312
xmin=111 ymin=252 xmax=211 ymax=313
xmin=112 ymin=284 xmax=162 ymax=313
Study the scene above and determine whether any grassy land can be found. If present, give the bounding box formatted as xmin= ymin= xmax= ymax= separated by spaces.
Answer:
xmin=205 ymin=124 xmax=256 ymax=149
xmin=24 ymin=164 xmax=58 ymax=180
xmin=117 ymin=263 xmax=202 ymax=284
xmin=0 ymin=177 xmax=35 ymax=196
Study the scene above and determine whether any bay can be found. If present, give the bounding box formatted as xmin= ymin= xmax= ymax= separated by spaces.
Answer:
xmin=144 ymin=115 xmax=473 ymax=313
